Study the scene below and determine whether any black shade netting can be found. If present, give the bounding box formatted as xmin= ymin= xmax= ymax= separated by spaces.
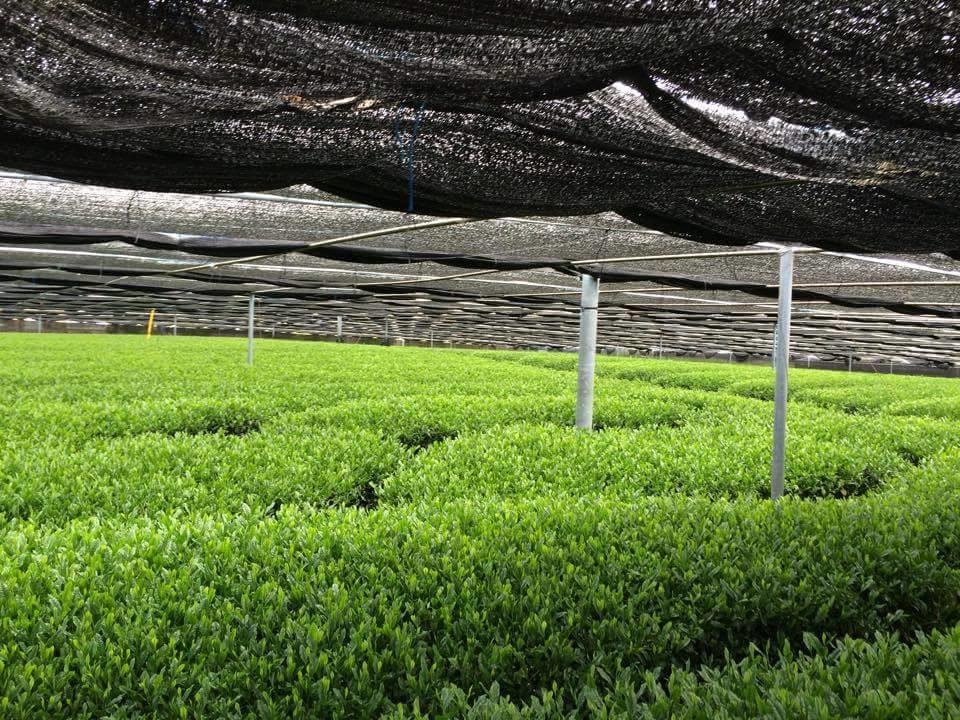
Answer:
xmin=1 ymin=2 xmax=959 ymax=253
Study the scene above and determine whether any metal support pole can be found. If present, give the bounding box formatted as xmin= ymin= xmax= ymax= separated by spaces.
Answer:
xmin=384 ymin=316 xmax=390 ymax=346
xmin=575 ymin=273 xmax=600 ymax=430
xmin=848 ymin=353 xmax=853 ymax=372
xmin=36 ymin=315 xmax=43 ymax=333
xmin=173 ymin=314 xmax=178 ymax=336
xmin=771 ymin=248 xmax=794 ymax=501
xmin=247 ymin=295 xmax=255 ymax=366
xmin=336 ymin=315 xmax=343 ymax=342
xmin=890 ymin=358 xmax=894 ymax=374
xmin=430 ymin=328 xmax=435 ymax=348
xmin=771 ymin=327 xmax=777 ymax=369
xmin=658 ymin=332 xmax=663 ymax=359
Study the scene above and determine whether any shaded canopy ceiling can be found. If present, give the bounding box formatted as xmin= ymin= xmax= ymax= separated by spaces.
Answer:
xmin=1 ymin=174 xmax=958 ymax=366
xmin=2 ymin=1 xmax=960 ymax=254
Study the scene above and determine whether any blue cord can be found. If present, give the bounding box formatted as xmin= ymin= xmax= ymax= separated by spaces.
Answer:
xmin=394 ymin=102 xmax=426 ymax=213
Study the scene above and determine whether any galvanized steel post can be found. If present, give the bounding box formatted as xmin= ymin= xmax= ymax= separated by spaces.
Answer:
xmin=771 ymin=248 xmax=794 ymax=501
xmin=575 ymin=273 xmax=600 ymax=430
xmin=247 ymin=295 xmax=255 ymax=366
xmin=336 ymin=315 xmax=343 ymax=342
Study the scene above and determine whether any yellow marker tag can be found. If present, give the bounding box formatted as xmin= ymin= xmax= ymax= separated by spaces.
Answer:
xmin=146 ymin=308 xmax=156 ymax=338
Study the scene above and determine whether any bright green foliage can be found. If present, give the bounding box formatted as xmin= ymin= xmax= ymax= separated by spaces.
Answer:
xmin=495 ymin=352 xmax=960 ymax=419
xmin=1 ymin=428 xmax=407 ymax=522
xmin=388 ymin=629 xmax=960 ymax=718
xmin=1 ymin=483 xmax=959 ymax=718
xmin=1 ymin=334 xmax=960 ymax=717
xmin=269 ymin=395 xmax=576 ymax=444
xmin=381 ymin=412 xmax=949 ymax=504
xmin=265 ymin=383 xmax=763 ymax=442
xmin=889 ymin=396 xmax=960 ymax=421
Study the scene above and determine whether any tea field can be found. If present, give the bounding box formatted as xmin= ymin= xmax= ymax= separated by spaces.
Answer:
xmin=1 ymin=334 xmax=959 ymax=718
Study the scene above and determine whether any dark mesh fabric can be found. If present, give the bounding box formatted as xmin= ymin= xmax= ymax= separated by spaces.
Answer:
xmin=1 ymin=2 xmax=959 ymax=252
xmin=2 ymin=223 xmax=958 ymax=319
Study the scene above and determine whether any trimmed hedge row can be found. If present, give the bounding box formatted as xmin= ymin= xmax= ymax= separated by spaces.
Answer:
xmin=594 ymin=358 xmax=960 ymax=419
xmin=3 ymin=368 xmax=955 ymax=524
xmin=0 ymin=397 xmax=272 ymax=448
xmin=0 ymin=336 xmax=573 ymax=407
xmin=387 ymin=628 xmax=960 ymax=718
xmin=4 ymin=336 xmax=959 ymax=716
xmin=1 ymin=471 xmax=959 ymax=717
xmin=0 ymin=428 xmax=407 ymax=522
xmin=381 ymin=413 xmax=953 ymax=504
xmin=492 ymin=352 xmax=960 ymax=419
xmin=889 ymin=396 xmax=960 ymax=421
xmin=263 ymin=383 xmax=756 ymax=441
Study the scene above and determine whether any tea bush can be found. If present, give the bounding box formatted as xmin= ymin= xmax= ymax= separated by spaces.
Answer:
xmin=0 ymin=428 xmax=408 ymax=522
xmin=1 ymin=481 xmax=959 ymax=717
xmin=2 ymin=334 xmax=959 ymax=716
xmin=381 ymin=414 xmax=949 ymax=505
